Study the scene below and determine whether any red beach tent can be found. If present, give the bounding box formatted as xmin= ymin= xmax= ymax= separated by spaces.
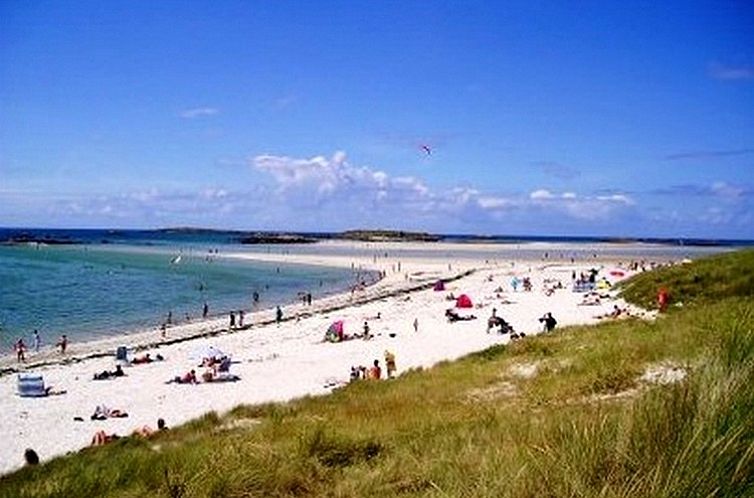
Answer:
xmin=455 ymin=294 xmax=473 ymax=308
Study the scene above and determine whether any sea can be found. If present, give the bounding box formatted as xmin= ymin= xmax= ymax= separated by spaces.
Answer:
xmin=0 ymin=229 xmax=361 ymax=352
xmin=1 ymin=228 xmax=749 ymax=352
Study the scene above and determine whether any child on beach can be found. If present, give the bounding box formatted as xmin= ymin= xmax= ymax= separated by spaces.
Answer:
xmin=384 ymin=351 xmax=396 ymax=378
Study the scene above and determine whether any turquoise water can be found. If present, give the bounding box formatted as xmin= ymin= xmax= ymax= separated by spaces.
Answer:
xmin=0 ymin=244 xmax=356 ymax=351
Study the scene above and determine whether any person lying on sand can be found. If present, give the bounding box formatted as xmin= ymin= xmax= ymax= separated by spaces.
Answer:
xmin=92 ymin=365 xmax=126 ymax=380
xmin=132 ymin=353 xmax=165 ymax=364
xmin=445 ymin=309 xmax=477 ymax=322
xmin=578 ymin=293 xmax=602 ymax=306
xmin=91 ymin=405 xmax=129 ymax=420
xmin=596 ymin=305 xmax=629 ymax=320
xmin=90 ymin=430 xmax=120 ymax=446
xmin=167 ymin=369 xmax=197 ymax=384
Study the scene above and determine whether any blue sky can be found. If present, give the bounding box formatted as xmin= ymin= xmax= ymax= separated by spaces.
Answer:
xmin=1 ymin=1 xmax=752 ymax=238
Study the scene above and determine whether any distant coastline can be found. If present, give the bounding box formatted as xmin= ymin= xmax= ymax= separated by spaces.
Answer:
xmin=0 ymin=227 xmax=752 ymax=248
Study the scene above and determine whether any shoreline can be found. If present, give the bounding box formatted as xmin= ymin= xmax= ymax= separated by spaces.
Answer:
xmin=1 ymin=242 xmax=666 ymax=475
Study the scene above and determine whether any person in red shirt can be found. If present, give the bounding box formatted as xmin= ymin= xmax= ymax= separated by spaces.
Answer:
xmin=368 ymin=359 xmax=382 ymax=380
xmin=657 ymin=288 xmax=669 ymax=312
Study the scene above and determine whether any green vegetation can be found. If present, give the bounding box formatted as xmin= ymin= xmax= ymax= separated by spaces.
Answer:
xmin=339 ymin=229 xmax=441 ymax=242
xmin=619 ymin=249 xmax=754 ymax=309
xmin=2 ymin=252 xmax=753 ymax=497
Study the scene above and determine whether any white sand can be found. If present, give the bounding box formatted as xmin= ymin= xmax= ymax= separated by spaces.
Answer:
xmin=0 ymin=242 xmax=648 ymax=474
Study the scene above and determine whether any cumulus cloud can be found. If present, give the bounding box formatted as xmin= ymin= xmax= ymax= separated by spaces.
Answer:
xmin=179 ymin=107 xmax=219 ymax=119
xmin=252 ymin=151 xmax=430 ymax=209
xmin=527 ymin=188 xmax=634 ymax=220
xmin=530 ymin=189 xmax=554 ymax=200
xmin=248 ymin=151 xmax=639 ymax=227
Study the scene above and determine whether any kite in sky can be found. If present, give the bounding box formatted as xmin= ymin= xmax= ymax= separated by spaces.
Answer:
xmin=421 ymin=144 xmax=431 ymax=155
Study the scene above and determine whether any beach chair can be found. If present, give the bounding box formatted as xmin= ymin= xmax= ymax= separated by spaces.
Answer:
xmin=115 ymin=346 xmax=129 ymax=366
xmin=17 ymin=373 xmax=48 ymax=397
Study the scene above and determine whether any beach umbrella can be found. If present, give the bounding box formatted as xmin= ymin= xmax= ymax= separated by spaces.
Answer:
xmin=189 ymin=344 xmax=225 ymax=361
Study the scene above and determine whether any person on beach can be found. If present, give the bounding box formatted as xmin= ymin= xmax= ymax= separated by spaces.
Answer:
xmin=15 ymin=338 xmax=26 ymax=362
xmin=238 ymin=310 xmax=245 ymax=328
xmin=384 ymin=350 xmax=396 ymax=378
xmin=169 ymin=370 xmax=197 ymax=384
xmin=57 ymin=334 xmax=68 ymax=354
xmin=134 ymin=417 xmax=169 ymax=438
xmin=160 ymin=323 xmax=167 ymax=338
xmin=657 ymin=287 xmax=669 ymax=312
xmin=362 ymin=321 xmax=371 ymax=340
xmin=413 ymin=317 xmax=419 ymax=333
xmin=33 ymin=330 xmax=41 ymax=352
xmin=276 ymin=306 xmax=283 ymax=324
xmin=230 ymin=312 xmax=236 ymax=329
xmin=24 ymin=448 xmax=39 ymax=466
xmin=368 ymin=359 xmax=382 ymax=380
xmin=91 ymin=430 xmax=120 ymax=446
xmin=202 ymin=302 xmax=209 ymax=319
xmin=539 ymin=312 xmax=557 ymax=332
xmin=167 ymin=311 xmax=173 ymax=325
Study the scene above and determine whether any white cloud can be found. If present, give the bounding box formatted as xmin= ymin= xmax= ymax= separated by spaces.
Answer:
xmin=596 ymin=194 xmax=634 ymax=205
xmin=711 ymin=181 xmax=744 ymax=200
xmin=530 ymin=189 xmax=554 ymax=200
xmin=179 ymin=107 xmax=219 ymax=119
xmin=252 ymin=151 xmax=429 ymax=206
xmin=477 ymin=196 xmax=514 ymax=209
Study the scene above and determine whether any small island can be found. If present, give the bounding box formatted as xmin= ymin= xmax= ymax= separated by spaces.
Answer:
xmin=237 ymin=232 xmax=318 ymax=244
xmin=339 ymin=229 xmax=441 ymax=242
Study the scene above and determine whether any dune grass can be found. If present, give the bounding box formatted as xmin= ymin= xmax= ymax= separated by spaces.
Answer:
xmin=2 ymin=251 xmax=753 ymax=497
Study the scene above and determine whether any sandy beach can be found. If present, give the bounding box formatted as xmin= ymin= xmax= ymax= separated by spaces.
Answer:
xmin=0 ymin=241 xmax=652 ymax=475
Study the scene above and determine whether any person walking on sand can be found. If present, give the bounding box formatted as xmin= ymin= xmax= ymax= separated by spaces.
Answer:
xmin=238 ymin=310 xmax=245 ymax=328
xmin=275 ymin=306 xmax=283 ymax=325
xmin=413 ymin=317 xmax=419 ymax=333
xmin=57 ymin=334 xmax=68 ymax=354
xmin=202 ymin=302 xmax=209 ymax=319
xmin=33 ymin=330 xmax=41 ymax=352
xmin=229 ymin=311 xmax=236 ymax=329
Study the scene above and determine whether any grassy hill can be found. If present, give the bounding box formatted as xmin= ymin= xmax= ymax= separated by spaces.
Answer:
xmin=2 ymin=251 xmax=753 ymax=497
